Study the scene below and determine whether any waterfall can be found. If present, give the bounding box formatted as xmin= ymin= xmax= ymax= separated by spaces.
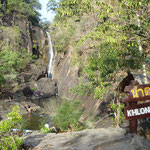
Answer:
xmin=46 ymin=32 xmax=54 ymax=78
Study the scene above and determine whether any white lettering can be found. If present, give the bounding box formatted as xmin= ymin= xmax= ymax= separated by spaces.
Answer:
xmin=127 ymin=110 xmax=132 ymax=117
xmin=132 ymin=109 xmax=137 ymax=116
xmin=136 ymin=109 xmax=141 ymax=115
xmin=127 ymin=106 xmax=150 ymax=117
xmin=140 ymin=108 xmax=145 ymax=114
xmin=144 ymin=106 xmax=150 ymax=114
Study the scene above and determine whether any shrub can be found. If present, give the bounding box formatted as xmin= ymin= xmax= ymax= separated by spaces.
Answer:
xmin=0 ymin=48 xmax=32 ymax=90
xmin=53 ymin=100 xmax=84 ymax=131
xmin=41 ymin=126 xmax=50 ymax=134
xmin=0 ymin=106 xmax=23 ymax=150
xmin=110 ymin=102 xmax=125 ymax=125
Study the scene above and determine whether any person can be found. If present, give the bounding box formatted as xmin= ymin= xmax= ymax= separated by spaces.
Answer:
xmin=54 ymin=83 xmax=58 ymax=96
xmin=27 ymin=105 xmax=31 ymax=114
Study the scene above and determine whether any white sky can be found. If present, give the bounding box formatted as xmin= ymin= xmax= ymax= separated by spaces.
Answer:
xmin=39 ymin=0 xmax=56 ymax=22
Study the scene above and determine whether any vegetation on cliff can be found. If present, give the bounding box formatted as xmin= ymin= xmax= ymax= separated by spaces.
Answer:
xmin=0 ymin=25 xmax=33 ymax=92
xmin=49 ymin=0 xmax=150 ymax=99
xmin=0 ymin=0 xmax=41 ymax=25
xmin=48 ymin=0 xmax=150 ymax=126
xmin=0 ymin=0 xmax=45 ymax=92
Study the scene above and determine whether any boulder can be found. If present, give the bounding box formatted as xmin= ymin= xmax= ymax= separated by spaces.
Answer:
xmin=30 ymin=78 xmax=56 ymax=96
xmin=22 ymin=127 xmax=150 ymax=150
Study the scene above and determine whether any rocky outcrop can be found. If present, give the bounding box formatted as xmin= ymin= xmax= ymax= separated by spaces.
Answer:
xmin=51 ymin=46 xmax=111 ymax=126
xmin=0 ymin=11 xmax=50 ymax=93
xmin=22 ymin=127 xmax=150 ymax=150
xmin=51 ymin=49 xmax=79 ymax=99
xmin=1 ymin=13 xmax=49 ymax=57
xmin=31 ymin=78 xmax=55 ymax=94
xmin=12 ymin=78 xmax=56 ymax=101
xmin=18 ymin=63 xmax=47 ymax=83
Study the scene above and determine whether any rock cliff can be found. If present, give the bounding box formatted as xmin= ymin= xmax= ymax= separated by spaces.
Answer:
xmin=0 ymin=11 xmax=50 ymax=87
xmin=51 ymin=42 xmax=109 ymax=127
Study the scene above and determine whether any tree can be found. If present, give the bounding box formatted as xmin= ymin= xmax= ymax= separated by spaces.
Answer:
xmin=0 ymin=48 xmax=32 ymax=91
xmin=47 ymin=0 xmax=59 ymax=13
xmin=77 ymin=0 xmax=149 ymax=94
xmin=0 ymin=106 xmax=23 ymax=150
xmin=53 ymin=100 xmax=84 ymax=131
xmin=50 ymin=0 xmax=150 ymax=126
xmin=6 ymin=0 xmax=41 ymax=24
xmin=47 ymin=0 xmax=92 ymax=17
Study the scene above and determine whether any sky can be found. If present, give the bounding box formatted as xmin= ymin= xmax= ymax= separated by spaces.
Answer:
xmin=39 ymin=0 xmax=56 ymax=22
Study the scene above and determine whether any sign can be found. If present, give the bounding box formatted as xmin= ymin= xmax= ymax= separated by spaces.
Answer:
xmin=124 ymin=102 xmax=150 ymax=120
xmin=123 ymin=84 xmax=150 ymax=102
xmin=123 ymin=82 xmax=150 ymax=134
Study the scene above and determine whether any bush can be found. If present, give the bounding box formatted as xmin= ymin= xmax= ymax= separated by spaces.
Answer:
xmin=0 ymin=106 xmax=23 ymax=150
xmin=41 ymin=126 xmax=50 ymax=134
xmin=110 ymin=102 xmax=125 ymax=125
xmin=0 ymin=48 xmax=32 ymax=90
xmin=53 ymin=100 xmax=84 ymax=131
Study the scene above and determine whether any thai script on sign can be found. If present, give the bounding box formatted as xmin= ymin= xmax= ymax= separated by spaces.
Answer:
xmin=131 ymin=86 xmax=150 ymax=98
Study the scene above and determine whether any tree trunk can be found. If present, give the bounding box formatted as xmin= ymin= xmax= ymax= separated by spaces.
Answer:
xmin=136 ymin=13 xmax=148 ymax=83
xmin=116 ymin=96 xmax=120 ymax=127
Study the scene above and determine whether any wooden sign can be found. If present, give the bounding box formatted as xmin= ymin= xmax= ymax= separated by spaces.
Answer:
xmin=124 ymin=102 xmax=150 ymax=120
xmin=123 ymin=82 xmax=150 ymax=134
xmin=123 ymin=84 xmax=150 ymax=102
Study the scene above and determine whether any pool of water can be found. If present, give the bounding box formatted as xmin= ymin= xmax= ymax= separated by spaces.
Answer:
xmin=22 ymin=96 xmax=63 ymax=130
xmin=23 ymin=113 xmax=49 ymax=130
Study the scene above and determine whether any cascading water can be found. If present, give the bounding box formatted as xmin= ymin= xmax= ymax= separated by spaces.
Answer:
xmin=46 ymin=31 xmax=54 ymax=78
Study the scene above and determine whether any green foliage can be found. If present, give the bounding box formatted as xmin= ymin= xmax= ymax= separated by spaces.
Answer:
xmin=51 ymin=19 xmax=77 ymax=53
xmin=33 ymin=43 xmax=37 ymax=49
xmin=47 ymin=0 xmax=59 ymax=13
xmin=71 ymin=0 xmax=149 ymax=99
xmin=0 ymin=3 xmax=4 ymax=17
xmin=0 ymin=50 xmax=23 ymax=74
xmin=0 ymin=48 xmax=32 ymax=90
xmin=53 ymin=34 xmax=70 ymax=53
xmin=0 ymin=26 xmax=22 ymax=51
xmin=0 ymin=106 xmax=23 ymax=150
xmin=53 ymin=100 xmax=84 ymax=131
xmin=5 ymin=0 xmax=41 ymax=25
xmin=39 ymin=20 xmax=51 ymax=30
xmin=41 ymin=127 xmax=50 ymax=134
xmin=48 ymin=0 xmax=92 ymax=18
xmin=94 ymin=85 xmax=109 ymax=99
xmin=71 ymin=80 xmax=94 ymax=96
xmin=51 ymin=0 xmax=150 ymax=99
xmin=110 ymin=102 xmax=125 ymax=125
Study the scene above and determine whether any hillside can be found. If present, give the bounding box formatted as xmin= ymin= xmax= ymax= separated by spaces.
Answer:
xmin=49 ymin=0 xmax=150 ymax=127
xmin=0 ymin=0 xmax=150 ymax=149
